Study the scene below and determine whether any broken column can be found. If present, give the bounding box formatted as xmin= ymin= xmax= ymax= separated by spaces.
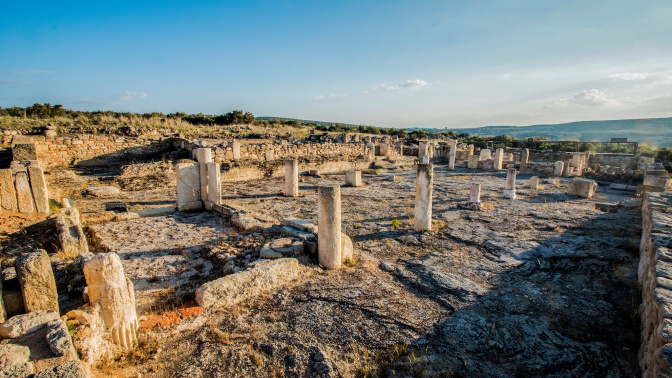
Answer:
xmin=493 ymin=148 xmax=504 ymax=170
xmin=448 ymin=142 xmax=457 ymax=170
xmin=528 ymin=176 xmax=540 ymax=190
xmin=469 ymin=183 xmax=481 ymax=204
xmin=231 ymin=140 xmax=241 ymax=160
xmin=479 ymin=149 xmax=492 ymax=161
xmin=83 ymin=253 xmax=138 ymax=350
xmin=14 ymin=171 xmax=34 ymax=213
xmin=554 ymin=161 xmax=564 ymax=177
xmin=414 ymin=164 xmax=433 ymax=232
xmin=345 ymin=171 xmax=363 ymax=187
xmin=284 ymin=159 xmax=299 ymax=197
xmin=15 ymin=249 xmax=59 ymax=313
xmin=418 ymin=142 xmax=428 ymax=160
xmin=54 ymin=207 xmax=89 ymax=258
xmin=28 ymin=167 xmax=49 ymax=214
xmin=176 ymin=161 xmax=202 ymax=211
xmin=467 ymin=144 xmax=474 ymax=156
xmin=503 ymin=168 xmax=516 ymax=199
xmin=562 ymin=160 xmax=571 ymax=178
xmin=0 ymin=169 xmax=18 ymax=211
xmin=318 ymin=184 xmax=342 ymax=269
xmin=520 ymin=148 xmax=529 ymax=173
xmin=194 ymin=148 xmax=212 ymax=202
xmin=467 ymin=155 xmax=479 ymax=169
xmin=206 ymin=162 xmax=222 ymax=206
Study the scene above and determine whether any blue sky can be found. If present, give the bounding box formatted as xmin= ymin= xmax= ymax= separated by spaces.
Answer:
xmin=1 ymin=0 xmax=671 ymax=128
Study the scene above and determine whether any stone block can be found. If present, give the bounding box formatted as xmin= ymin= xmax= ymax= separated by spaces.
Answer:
xmin=28 ymin=167 xmax=49 ymax=214
xmin=54 ymin=207 xmax=89 ymax=259
xmin=85 ymin=186 xmax=120 ymax=197
xmin=567 ymin=179 xmax=598 ymax=199
xmin=528 ymin=176 xmax=540 ymax=190
xmin=0 ymin=310 xmax=60 ymax=338
xmin=15 ymin=249 xmax=59 ymax=313
xmin=345 ymin=171 xmax=363 ymax=187
xmin=0 ymin=169 xmax=18 ymax=211
xmin=207 ymin=162 xmax=222 ymax=205
xmin=0 ymin=344 xmax=33 ymax=376
xmin=45 ymin=319 xmax=74 ymax=357
xmin=176 ymin=161 xmax=201 ymax=210
xmin=467 ymin=155 xmax=479 ymax=169
xmin=30 ymin=360 xmax=86 ymax=378
xmin=14 ymin=171 xmax=34 ymax=213
xmin=11 ymin=135 xmax=37 ymax=161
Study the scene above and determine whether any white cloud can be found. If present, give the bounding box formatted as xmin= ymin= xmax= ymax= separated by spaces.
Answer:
xmin=115 ymin=91 xmax=147 ymax=103
xmin=314 ymin=93 xmax=347 ymax=100
xmin=373 ymin=79 xmax=430 ymax=91
xmin=569 ymin=89 xmax=613 ymax=106
xmin=609 ymin=73 xmax=647 ymax=81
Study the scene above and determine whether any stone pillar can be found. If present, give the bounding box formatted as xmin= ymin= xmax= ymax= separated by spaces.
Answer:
xmin=15 ymin=249 xmax=59 ymax=313
xmin=422 ymin=155 xmax=430 ymax=164
xmin=345 ymin=171 xmax=362 ymax=187
xmin=28 ymin=167 xmax=49 ymax=214
xmin=563 ymin=160 xmax=571 ymax=178
xmin=554 ymin=161 xmax=564 ymax=177
xmin=520 ymin=149 xmax=529 ymax=173
xmin=448 ymin=143 xmax=457 ymax=170
xmin=318 ymin=184 xmax=341 ymax=269
xmin=479 ymin=149 xmax=492 ymax=161
xmin=14 ymin=171 xmax=34 ymax=213
xmin=206 ymin=162 xmax=222 ymax=206
xmin=265 ymin=147 xmax=274 ymax=161
xmin=54 ymin=207 xmax=89 ymax=259
xmin=176 ymin=161 xmax=202 ymax=211
xmin=194 ymin=148 xmax=212 ymax=202
xmin=414 ymin=164 xmax=433 ymax=232
xmin=353 ymin=134 xmax=360 ymax=142
xmin=503 ymin=168 xmax=516 ymax=199
xmin=467 ymin=144 xmax=474 ymax=156
xmin=83 ymin=253 xmax=138 ymax=350
xmin=469 ymin=183 xmax=481 ymax=204
xmin=493 ymin=148 xmax=504 ymax=170
xmin=0 ymin=169 xmax=18 ymax=211
xmin=231 ymin=140 xmax=241 ymax=160
xmin=572 ymin=153 xmax=581 ymax=170
xmin=285 ymin=159 xmax=299 ymax=197
xmin=418 ymin=142 xmax=428 ymax=159
xmin=528 ymin=176 xmax=540 ymax=190
xmin=467 ymin=155 xmax=479 ymax=169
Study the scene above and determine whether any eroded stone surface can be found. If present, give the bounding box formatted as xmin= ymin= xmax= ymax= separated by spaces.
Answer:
xmin=0 ymin=310 xmax=60 ymax=339
xmin=15 ymin=249 xmax=59 ymax=313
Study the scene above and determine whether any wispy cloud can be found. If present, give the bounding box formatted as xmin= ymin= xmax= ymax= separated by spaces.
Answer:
xmin=314 ymin=93 xmax=347 ymax=100
xmin=0 ymin=70 xmax=55 ymax=75
xmin=374 ymin=79 xmax=430 ymax=91
xmin=559 ymin=89 xmax=614 ymax=106
xmin=0 ymin=79 xmax=29 ymax=85
xmin=609 ymin=73 xmax=646 ymax=81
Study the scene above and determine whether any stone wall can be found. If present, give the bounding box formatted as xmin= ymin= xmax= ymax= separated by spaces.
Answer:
xmin=529 ymin=150 xmax=645 ymax=169
xmin=639 ymin=192 xmax=672 ymax=376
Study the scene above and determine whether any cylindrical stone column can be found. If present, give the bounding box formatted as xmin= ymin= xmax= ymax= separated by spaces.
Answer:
xmin=285 ymin=159 xmax=299 ymax=197
xmin=414 ymin=164 xmax=433 ymax=232
xmin=469 ymin=183 xmax=481 ymax=203
xmin=563 ymin=160 xmax=571 ymax=178
xmin=195 ymin=148 xmax=212 ymax=202
xmin=520 ymin=149 xmax=529 ymax=173
xmin=318 ymin=184 xmax=341 ymax=269
xmin=494 ymin=148 xmax=504 ymax=170
xmin=448 ymin=143 xmax=457 ymax=170
xmin=503 ymin=168 xmax=517 ymax=199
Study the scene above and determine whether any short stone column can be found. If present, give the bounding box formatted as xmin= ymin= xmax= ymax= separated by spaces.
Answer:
xmin=494 ymin=148 xmax=504 ymax=170
xmin=469 ymin=183 xmax=481 ymax=204
xmin=176 ymin=161 xmax=202 ymax=211
xmin=0 ymin=169 xmax=18 ymax=211
xmin=14 ymin=171 xmax=34 ymax=213
xmin=206 ymin=162 xmax=222 ymax=206
xmin=231 ymin=140 xmax=241 ymax=160
xmin=194 ymin=148 xmax=212 ymax=202
xmin=414 ymin=164 xmax=434 ymax=232
xmin=503 ymin=168 xmax=517 ymax=199
xmin=15 ymin=249 xmax=59 ymax=313
xmin=467 ymin=144 xmax=474 ymax=156
xmin=285 ymin=159 xmax=299 ymax=197
xmin=528 ymin=176 xmax=540 ymax=190
xmin=83 ymin=253 xmax=138 ymax=350
xmin=448 ymin=142 xmax=457 ymax=170
xmin=467 ymin=155 xmax=479 ymax=169
xmin=520 ymin=149 xmax=529 ymax=173
xmin=418 ymin=142 xmax=428 ymax=160
xmin=28 ymin=167 xmax=49 ymax=214
xmin=345 ymin=171 xmax=363 ymax=187
xmin=563 ymin=160 xmax=571 ymax=178
xmin=318 ymin=184 xmax=342 ymax=269
xmin=554 ymin=161 xmax=564 ymax=177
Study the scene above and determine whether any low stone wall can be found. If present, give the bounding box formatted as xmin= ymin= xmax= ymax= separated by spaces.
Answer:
xmin=219 ymin=158 xmax=372 ymax=182
xmin=639 ymin=192 xmax=672 ymax=376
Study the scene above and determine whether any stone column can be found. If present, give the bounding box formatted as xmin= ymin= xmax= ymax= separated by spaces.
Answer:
xmin=572 ymin=153 xmax=581 ymax=170
xmin=285 ymin=159 xmax=299 ymax=197
xmin=418 ymin=142 xmax=428 ymax=159
xmin=563 ymin=160 xmax=571 ymax=178
xmin=414 ymin=164 xmax=433 ymax=232
xmin=14 ymin=171 xmax=34 ymax=213
xmin=467 ymin=155 xmax=479 ymax=169
xmin=503 ymin=168 xmax=517 ymax=199
xmin=194 ymin=148 xmax=212 ymax=202
xmin=448 ymin=142 xmax=457 ymax=170
xmin=468 ymin=144 xmax=474 ymax=156
xmin=528 ymin=176 xmax=540 ymax=189
xmin=479 ymin=149 xmax=492 ymax=161
xmin=83 ymin=253 xmax=138 ymax=350
xmin=554 ymin=161 xmax=564 ymax=177
xmin=15 ymin=249 xmax=59 ymax=313
xmin=231 ymin=140 xmax=241 ymax=160
xmin=494 ymin=148 xmax=504 ymax=170
xmin=520 ymin=149 xmax=529 ymax=173
xmin=0 ymin=169 xmax=18 ymax=211
xmin=318 ymin=184 xmax=341 ymax=269
xmin=176 ymin=161 xmax=202 ymax=211
xmin=206 ymin=162 xmax=222 ymax=206
xmin=28 ymin=167 xmax=49 ymax=214
xmin=345 ymin=171 xmax=362 ymax=187
xmin=469 ymin=183 xmax=481 ymax=204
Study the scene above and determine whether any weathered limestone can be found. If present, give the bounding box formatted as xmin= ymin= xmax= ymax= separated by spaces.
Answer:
xmin=479 ymin=149 xmax=492 ymax=161
xmin=562 ymin=160 xmax=571 ymax=178
xmin=528 ymin=176 xmax=540 ymax=190
xmin=195 ymin=148 xmax=212 ymax=202
xmin=206 ymin=162 xmax=222 ymax=205
xmin=469 ymin=183 xmax=481 ymax=204
xmin=520 ymin=148 xmax=529 ymax=173
xmin=448 ymin=142 xmax=457 ymax=170
xmin=11 ymin=135 xmax=37 ymax=161
xmin=85 ymin=186 xmax=120 ymax=197
xmin=467 ymin=155 xmax=479 ymax=169
xmin=422 ymin=155 xmax=430 ymax=164
xmin=0 ymin=310 xmax=60 ymax=338
xmin=0 ymin=169 xmax=18 ymax=211
xmin=284 ymin=159 xmax=299 ymax=197
xmin=503 ymin=168 xmax=517 ymax=199
xmin=265 ymin=148 xmax=274 ymax=161
xmin=0 ymin=344 xmax=33 ymax=376
xmin=467 ymin=144 xmax=474 ymax=156
xmin=55 ymin=207 xmax=89 ymax=258
xmin=318 ymin=184 xmax=342 ymax=269
xmin=46 ymin=319 xmax=75 ymax=357
xmin=14 ymin=171 xmax=34 ymax=213
xmin=176 ymin=161 xmax=202 ymax=211
xmin=378 ymin=144 xmax=390 ymax=156
xmin=15 ymin=249 xmax=59 ymax=313
xmin=567 ymin=179 xmax=598 ymax=198
xmin=414 ymin=164 xmax=433 ymax=232
xmin=345 ymin=170 xmax=363 ymax=187
xmin=196 ymin=258 xmax=303 ymax=309
xmin=28 ymin=167 xmax=49 ymax=214
xmin=231 ymin=140 xmax=241 ymax=160
xmin=494 ymin=148 xmax=504 ymax=170
xmin=83 ymin=253 xmax=138 ymax=350
xmin=418 ymin=142 xmax=428 ymax=160
xmin=341 ymin=234 xmax=354 ymax=263
xmin=554 ymin=161 xmax=564 ymax=177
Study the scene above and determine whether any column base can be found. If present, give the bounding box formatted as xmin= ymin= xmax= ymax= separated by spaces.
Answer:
xmin=503 ymin=190 xmax=516 ymax=199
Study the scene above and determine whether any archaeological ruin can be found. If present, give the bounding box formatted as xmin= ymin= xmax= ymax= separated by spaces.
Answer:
xmin=1 ymin=128 xmax=671 ymax=377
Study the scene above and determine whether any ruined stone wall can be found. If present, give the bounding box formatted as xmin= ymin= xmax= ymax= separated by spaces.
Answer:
xmin=639 ymin=192 xmax=672 ymax=376
xmin=33 ymin=135 xmax=172 ymax=166
xmin=529 ymin=150 xmax=644 ymax=168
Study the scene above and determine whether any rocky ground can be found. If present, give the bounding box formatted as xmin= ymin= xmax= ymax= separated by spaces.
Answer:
xmin=47 ymin=161 xmax=642 ymax=377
